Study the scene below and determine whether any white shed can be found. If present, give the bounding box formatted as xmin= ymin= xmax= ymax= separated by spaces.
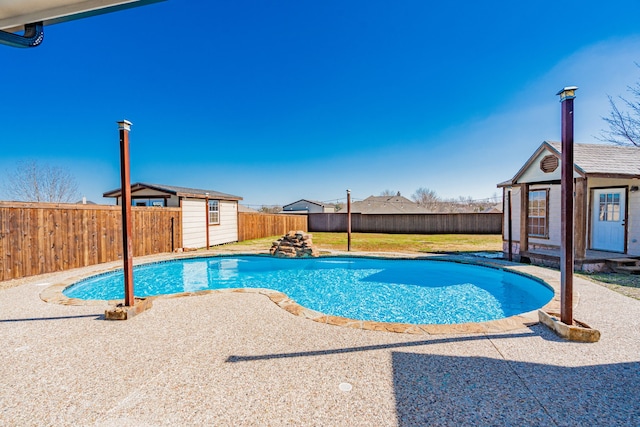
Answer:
xmin=498 ymin=141 xmax=640 ymax=271
xmin=103 ymin=183 xmax=243 ymax=249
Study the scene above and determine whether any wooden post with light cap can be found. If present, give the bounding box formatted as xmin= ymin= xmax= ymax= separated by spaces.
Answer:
xmin=105 ymin=120 xmax=152 ymax=319
xmin=538 ymin=86 xmax=600 ymax=342
xmin=118 ymin=119 xmax=135 ymax=307
xmin=557 ymin=86 xmax=577 ymax=325
xmin=205 ymin=193 xmax=210 ymax=250
xmin=347 ymin=189 xmax=352 ymax=251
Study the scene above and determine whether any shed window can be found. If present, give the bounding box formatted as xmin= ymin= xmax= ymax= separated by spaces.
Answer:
xmin=208 ymin=200 xmax=220 ymax=224
xmin=598 ymin=193 xmax=621 ymax=222
xmin=528 ymin=190 xmax=548 ymax=237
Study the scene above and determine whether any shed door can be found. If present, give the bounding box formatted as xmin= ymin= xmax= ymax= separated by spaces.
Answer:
xmin=591 ymin=189 xmax=626 ymax=252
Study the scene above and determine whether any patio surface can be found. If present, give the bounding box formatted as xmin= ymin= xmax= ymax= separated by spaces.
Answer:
xmin=1 ymin=250 xmax=639 ymax=426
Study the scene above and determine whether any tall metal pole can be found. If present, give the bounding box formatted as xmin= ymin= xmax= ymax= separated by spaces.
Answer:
xmin=346 ymin=189 xmax=352 ymax=251
xmin=557 ymin=86 xmax=577 ymax=325
xmin=118 ymin=120 xmax=135 ymax=307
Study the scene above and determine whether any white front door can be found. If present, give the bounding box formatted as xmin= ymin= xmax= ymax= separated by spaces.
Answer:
xmin=591 ymin=189 xmax=626 ymax=252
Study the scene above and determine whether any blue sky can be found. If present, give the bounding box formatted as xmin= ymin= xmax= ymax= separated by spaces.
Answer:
xmin=2 ymin=1 xmax=640 ymax=207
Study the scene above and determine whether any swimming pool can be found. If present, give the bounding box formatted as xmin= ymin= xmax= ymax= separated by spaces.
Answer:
xmin=63 ymin=256 xmax=553 ymax=325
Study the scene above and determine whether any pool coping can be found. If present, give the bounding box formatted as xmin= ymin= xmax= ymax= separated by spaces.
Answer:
xmin=40 ymin=251 xmax=563 ymax=335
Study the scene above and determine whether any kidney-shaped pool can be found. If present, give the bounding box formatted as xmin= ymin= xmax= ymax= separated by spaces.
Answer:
xmin=63 ymin=256 xmax=553 ymax=325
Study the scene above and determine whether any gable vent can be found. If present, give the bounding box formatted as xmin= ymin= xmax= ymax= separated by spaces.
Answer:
xmin=540 ymin=155 xmax=559 ymax=173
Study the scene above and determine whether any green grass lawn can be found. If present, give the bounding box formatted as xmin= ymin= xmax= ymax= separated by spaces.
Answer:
xmin=579 ymin=272 xmax=640 ymax=300
xmin=231 ymin=232 xmax=502 ymax=254
xmin=312 ymin=232 xmax=502 ymax=253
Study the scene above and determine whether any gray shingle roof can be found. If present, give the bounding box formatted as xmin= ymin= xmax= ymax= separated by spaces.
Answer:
xmin=237 ymin=204 xmax=259 ymax=213
xmin=351 ymin=195 xmax=430 ymax=214
xmin=548 ymin=142 xmax=640 ymax=176
xmin=103 ymin=183 xmax=242 ymax=200
xmin=283 ymin=199 xmax=335 ymax=209
xmin=500 ymin=141 xmax=640 ymax=187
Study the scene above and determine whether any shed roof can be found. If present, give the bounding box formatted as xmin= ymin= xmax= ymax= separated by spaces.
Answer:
xmin=103 ymin=183 xmax=242 ymax=201
xmin=499 ymin=141 xmax=640 ymax=187
xmin=548 ymin=141 xmax=640 ymax=176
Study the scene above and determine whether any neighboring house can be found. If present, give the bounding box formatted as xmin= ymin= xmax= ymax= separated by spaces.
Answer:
xmin=76 ymin=197 xmax=96 ymax=205
xmin=282 ymin=199 xmax=335 ymax=214
xmin=498 ymin=141 xmax=640 ymax=270
xmin=103 ymin=183 xmax=243 ymax=248
xmin=238 ymin=204 xmax=259 ymax=213
xmin=351 ymin=194 xmax=430 ymax=214
xmin=481 ymin=205 xmax=503 ymax=214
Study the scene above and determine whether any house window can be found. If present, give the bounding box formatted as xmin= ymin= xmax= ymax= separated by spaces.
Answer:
xmin=208 ymin=200 xmax=220 ymax=224
xmin=132 ymin=198 xmax=166 ymax=207
xmin=598 ymin=193 xmax=621 ymax=222
xmin=528 ymin=189 xmax=548 ymax=237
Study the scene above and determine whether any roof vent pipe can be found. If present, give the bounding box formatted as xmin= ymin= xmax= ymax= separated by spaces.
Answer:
xmin=0 ymin=22 xmax=44 ymax=48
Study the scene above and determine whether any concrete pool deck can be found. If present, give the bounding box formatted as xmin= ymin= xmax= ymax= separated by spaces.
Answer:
xmin=1 ymin=250 xmax=639 ymax=425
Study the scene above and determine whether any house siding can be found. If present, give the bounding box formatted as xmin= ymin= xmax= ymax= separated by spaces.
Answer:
xmin=507 ymin=189 xmax=521 ymax=241
xmin=507 ymin=184 xmax=576 ymax=250
xmin=527 ymin=184 xmax=561 ymax=247
xmin=114 ymin=190 xmax=180 ymax=207
xmin=182 ymin=198 xmax=206 ymax=248
xmin=517 ymin=148 xmax=580 ymax=184
xmin=628 ymin=190 xmax=640 ymax=255
xmin=502 ymin=188 xmax=521 ymax=254
xmin=172 ymin=199 xmax=240 ymax=248
xmin=208 ymin=200 xmax=238 ymax=245
xmin=166 ymin=195 xmax=180 ymax=207
xmin=518 ymin=150 xmax=560 ymax=183
xmin=130 ymin=188 xmax=169 ymax=197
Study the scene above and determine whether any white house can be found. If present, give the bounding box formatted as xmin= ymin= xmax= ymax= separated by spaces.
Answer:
xmin=498 ymin=141 xmax=640 ymax=271
xmin=103 ymin=183 xmax=243 ymax=249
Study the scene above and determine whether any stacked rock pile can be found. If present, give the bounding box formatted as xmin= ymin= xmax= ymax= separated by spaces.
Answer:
xmin=270 ymin=231 xmax=319 ymax=258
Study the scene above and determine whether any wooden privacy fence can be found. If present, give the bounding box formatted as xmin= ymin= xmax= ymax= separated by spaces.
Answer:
xmin=0 ymin=202 xmax=182 ymax=282
xmin=308 ymin=212 xmax=503 ymax=234
xmin=238 ymin=212 xmax=307 ymax=241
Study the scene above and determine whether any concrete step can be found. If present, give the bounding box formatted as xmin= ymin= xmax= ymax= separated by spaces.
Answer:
xmin=612 ymin=265 xmax=640 ymax=275
xmin=606 ymin=257 xmax=640 ymax=266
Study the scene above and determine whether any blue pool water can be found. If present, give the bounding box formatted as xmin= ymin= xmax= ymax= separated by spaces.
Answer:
xmin=63 ymin=256 xmax=553 ymax=325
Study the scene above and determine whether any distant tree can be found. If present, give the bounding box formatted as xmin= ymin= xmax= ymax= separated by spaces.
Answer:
xmin=379 ymin=189 xmax=396 ymax=196
xmin=443 ymin=195 xmax=500 ymax=213
xmin=259 ymin=205 xmax=282 ymax=214
xmin=2 ymin=160 xmax=79 ymax=203
xmin=600 ymin=65 xmax=640 ymax=146
xmin=334 ymin=202 xmax=343 ymax=212
xmin=411 ymin=187 xmax=441 ymax=211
